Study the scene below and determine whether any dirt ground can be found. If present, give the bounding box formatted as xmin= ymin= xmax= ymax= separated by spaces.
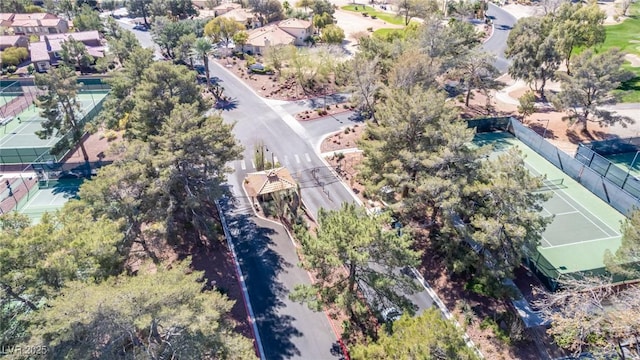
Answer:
xmin=215 ymin=57 xmax=333 ymax=101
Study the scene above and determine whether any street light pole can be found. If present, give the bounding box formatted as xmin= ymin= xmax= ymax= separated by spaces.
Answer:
xmin=256 ymin=145 xmax=275 ymax=170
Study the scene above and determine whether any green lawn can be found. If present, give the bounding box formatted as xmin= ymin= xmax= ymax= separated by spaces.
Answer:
xmin=602 ymin=2 xmax=640 ymax=56
xmin=341 ymin=4 xmax=407 ymax=26
xmin=372 ymin=28 xmax=403 ymax=38
xmin=617 ymin=64 xmax=640 ymax=102
xmin=603 ymin=2 xmax=640 ymax=102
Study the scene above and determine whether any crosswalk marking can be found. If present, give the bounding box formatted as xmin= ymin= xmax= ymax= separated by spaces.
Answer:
xmin=283 ymin=155 xmax=289 ymax=166
xmin=305 ymin=153 xmax=311 ymax=162
xmin=240 ymin=160 xmax=246 ymax=170
xmin=251 ymin=160 xmax=256 ymax=169
xmin=273 ymin=156 xmax=279 ymax=165
xmin=295 ymin=154 xmax=300 ymax=164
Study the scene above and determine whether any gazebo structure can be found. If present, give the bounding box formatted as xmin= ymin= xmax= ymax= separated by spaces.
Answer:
xmin=244 ymin=167 xmax=298 ymax=205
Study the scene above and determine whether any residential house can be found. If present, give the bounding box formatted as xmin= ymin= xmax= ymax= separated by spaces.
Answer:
xmin=277 ymin=19 xmax=313 ymax=46
xmin=0 ymin=13 xmax=13 ymax=32
xmin=0 ymin=34 xmax=29 ymax=51
xmin=242 ymin=24 xmax=295 ymax=55
xmin=0 ymin=13 xmax=69 ymax=35
xmin=212 ymin=2 xmax=242 ymax=17
xmin=30 ymin=31 xmax=105 ymax=72
xmin=240 ymin=19 xmax=313 ymax=54
xmin=219 ymin=8 xmax=261 ymax=29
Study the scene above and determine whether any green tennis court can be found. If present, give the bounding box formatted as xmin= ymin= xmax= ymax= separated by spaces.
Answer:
xmin=603 ymin=151 xmax=640 ymax=177
xmin=0 ymin=91 xmax=109 ymax=164
xmin=18 ymin=179 xmax=82 ymax=222
xmin=474 ymin=132 xmax=625 ymax=276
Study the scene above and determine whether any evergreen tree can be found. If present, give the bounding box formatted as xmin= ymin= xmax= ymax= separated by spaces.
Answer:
xmin=505 ymin=16 xmax=560 ymax=98
xmin=291 ymin=203 xmax=421 ymax=334
xmin=128 ymin=61 xmax=208 ymax=139
xmin=350 ymin=308 xmax=479 ymax=359
xmin=34 ymin=65 xmax=90 ymax=163
xmin=553 ymin=48 xmax=634 ymax=132
xmin=27 ymin=261 xmax=256 ymax=359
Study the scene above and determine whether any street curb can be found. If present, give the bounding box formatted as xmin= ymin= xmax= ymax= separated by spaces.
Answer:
xmin=214 ymin=199 xmax=266 ymax=360
xmin=320 ymin=147 xmax=363 ymax=159
xmin=409 ymin=267 xmax=484 ymax=359
xmin=315 ymin=133 xmax=364 ymax=208
xmin=483 ymin=3 xmax=497 ymax=45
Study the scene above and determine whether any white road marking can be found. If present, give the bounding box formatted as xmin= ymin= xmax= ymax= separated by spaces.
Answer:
xmin=305 ymin=153 xmax=311 ymax=162
xmin=295 ymin=154 xmax=300 ymax=164
xmin=240 ymin=160 xmax=246 ymax=170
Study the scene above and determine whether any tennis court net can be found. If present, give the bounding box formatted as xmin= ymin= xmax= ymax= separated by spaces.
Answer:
xmin=534 ymin=178 xmax=565 ymax=192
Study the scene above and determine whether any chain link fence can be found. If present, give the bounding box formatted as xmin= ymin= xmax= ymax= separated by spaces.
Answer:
xmin=508 ymin=118 xmax=640 ymax=216
xmin=467 ymin=117 xmax=640 ymax=216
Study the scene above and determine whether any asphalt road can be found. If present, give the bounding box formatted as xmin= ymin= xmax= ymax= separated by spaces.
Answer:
xmin=115 ymin=19 xmax=165 ymax=60
xmin=209 ymin=60 xmax=348 ymax=359
xmin=483 ymin=3 xmax=517 ymax=74
xmin=120 ymin=22 xmax=440 ymax=357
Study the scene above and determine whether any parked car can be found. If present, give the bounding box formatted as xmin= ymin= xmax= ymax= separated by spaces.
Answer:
xmin=380 ymin=307 xmax=402 ymax=323
xmin=133 ymin=24 xmax=147 ymax=31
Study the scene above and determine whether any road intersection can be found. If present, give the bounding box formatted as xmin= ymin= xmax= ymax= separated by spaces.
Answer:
xmin=117 ymin=9 xmax=521 ymax=357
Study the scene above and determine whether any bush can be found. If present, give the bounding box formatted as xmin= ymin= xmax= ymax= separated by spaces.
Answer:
xmin=105 ymin=130 xmax=118 ymax=142
xmin=1 ymin=46 xmax=29 ymax=67
xmin=6 ymin=65 xmax=17 ymax=74
xmin=245 ymin=55 xmax=256 ymax=67
xmin=479 ymin=317 xmax=511 ymax=345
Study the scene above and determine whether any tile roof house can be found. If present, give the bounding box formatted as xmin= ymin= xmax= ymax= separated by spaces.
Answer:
xmin=0 ymin=34 xmax=28 ymax=50
xmin=212 ymin=2 xmax=242 ymax=16
xmin=277 ymin=18 xmax=313 ymax=46
xmin=240 ymin=19 xmax=313 ymax=55
xmin=0 ymin=13 xmax=69 ymax=35
xmin=219 ymin=8 xmax=261 ymax=29
xmin=30 ymin=31 xmax=105 ymax=72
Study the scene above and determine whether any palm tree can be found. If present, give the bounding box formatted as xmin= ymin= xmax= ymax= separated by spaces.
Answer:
xmin=192 ymin=37 xmax=214 ymax=88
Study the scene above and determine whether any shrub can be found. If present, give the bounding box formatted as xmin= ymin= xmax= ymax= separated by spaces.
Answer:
xmin=1 ymin=46 xmax=29 ymax=67
xmin=344 ymin=127 xmax=351 ymax=134
xmin=6 ymin=65 xmax=17 ymax=74
xmin=105 ymin=130 xmax=118 ymax=142
xmin=479 ymin=315 xmax=512 ymax=345
xmin=245 ymin=55 xmax=256 ymax=67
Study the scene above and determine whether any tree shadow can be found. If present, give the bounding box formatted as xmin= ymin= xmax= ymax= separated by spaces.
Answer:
xmin=215 ymin=97 xmax=239 ymax=111
xmin=528 ymin=122 xmax=557 ymax=140
xmin=217 ymin=198 xmax=305 ymax=360
xmin=295 ymin=166 xmax=344 ymax=189
xmin=49 ymin=178 xmax=83 ymax=198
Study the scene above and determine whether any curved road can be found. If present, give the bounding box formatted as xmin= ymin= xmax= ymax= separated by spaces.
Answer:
xmin=482 ymin=3 xmax=518 ymax=74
